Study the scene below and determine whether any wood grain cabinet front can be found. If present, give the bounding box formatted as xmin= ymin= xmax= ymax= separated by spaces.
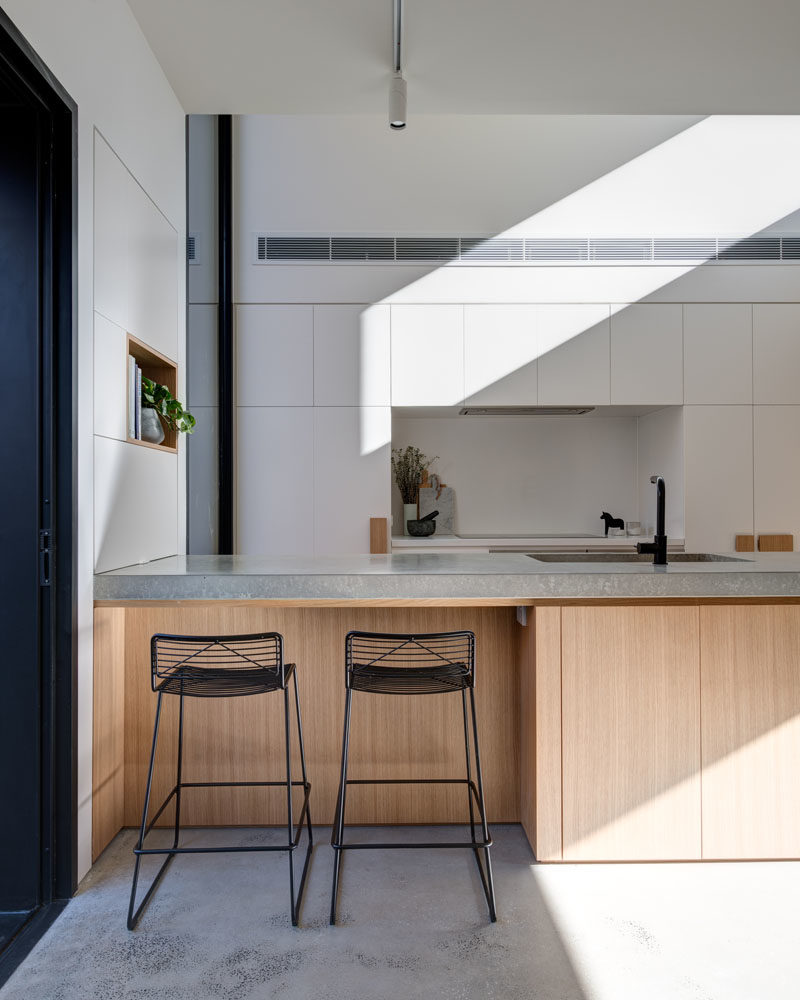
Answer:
xmin=700 ymin=605 xmax=800 ymax=859
xmin=560 ymin=605 xmax=702 ymax=861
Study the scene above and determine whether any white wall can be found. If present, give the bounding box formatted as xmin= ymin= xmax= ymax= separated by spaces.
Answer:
xmin=2 ymin=0 xmax=186 ymax=879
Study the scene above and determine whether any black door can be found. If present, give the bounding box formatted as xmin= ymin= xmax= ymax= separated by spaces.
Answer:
xmin=0 ymin=12 xmax=76 ymax=984
xmin=0 ymin=95 xmax=43 ymax=920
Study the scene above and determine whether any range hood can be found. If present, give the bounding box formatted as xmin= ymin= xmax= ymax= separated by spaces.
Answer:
xmin=459 ymin=406 xmax=595 ymax=416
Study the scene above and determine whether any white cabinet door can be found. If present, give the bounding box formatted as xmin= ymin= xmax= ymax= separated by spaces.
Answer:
xmin=464 ymin=304 xmax=537 ymax=405
xmin=94 ymin=313 xmax=128 ymax=441
xmin=314 ymin=304 xmax=390 ymax=406
xmin=683 ymin=405 xmax=753 ymax=552
xmin=538 ymin=304 xmax=610 ymax=405
xmin=236 ymin=407 xmax=314 ymax=555
xmin=754 ymin=405 xmax=800 ymax=545
xmin=610 ymin=304 xmax=683 ymax=405
xmin=391 ymin=305 xmax=464 ymax=406
xmin=753 ymin=304 xmax=800 ymax=404
xmin=313 ymin=407 xmax=391 ymax=554
xmin=236 ymin=305 xmax=314 ymax=406
xmin=684 ymin=304 xmax=752 ymax=405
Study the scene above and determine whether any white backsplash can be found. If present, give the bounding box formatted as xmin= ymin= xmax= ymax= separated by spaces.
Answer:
xmin=393 ymin=414 xmax=633 ymax=537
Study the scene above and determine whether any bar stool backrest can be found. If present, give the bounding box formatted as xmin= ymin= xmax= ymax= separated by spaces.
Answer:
xmin=150 ymin=632 xmax=285 ymax=694
xmin=345 ymin=630 xmax=475 ymax=686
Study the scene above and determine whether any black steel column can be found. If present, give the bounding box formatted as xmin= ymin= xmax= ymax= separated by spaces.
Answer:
xmin=217 ymin=115 xmax=234 ymax=553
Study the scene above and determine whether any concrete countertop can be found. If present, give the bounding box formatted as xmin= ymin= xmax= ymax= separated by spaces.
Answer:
xmin=94 ymin=552 xmax=800 ymax=602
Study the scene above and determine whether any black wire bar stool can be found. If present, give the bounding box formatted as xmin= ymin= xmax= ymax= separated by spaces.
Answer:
xmin=330 ymin=630 xmax=496 ymax=924
xmin=127 ymin=632 xmax=313 ymax=930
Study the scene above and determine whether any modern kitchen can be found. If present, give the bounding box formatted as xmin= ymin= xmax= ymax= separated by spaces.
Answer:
xmin=3 ymin=2 xmax=800 ymax=998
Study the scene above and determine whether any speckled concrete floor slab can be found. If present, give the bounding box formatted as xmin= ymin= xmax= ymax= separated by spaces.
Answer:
xmin=1 ymin=826 xmax=798 ymax=1000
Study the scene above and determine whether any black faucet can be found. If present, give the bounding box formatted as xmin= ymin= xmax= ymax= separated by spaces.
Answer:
xmin=637 ymin=475 xmax=668 ymax=565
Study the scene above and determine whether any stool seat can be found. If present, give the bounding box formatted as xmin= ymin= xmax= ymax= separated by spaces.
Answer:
xmin=156 ymin=663 xmax=291 ymax=698
xmin=350 ymin=661 xmax=470 ymax=695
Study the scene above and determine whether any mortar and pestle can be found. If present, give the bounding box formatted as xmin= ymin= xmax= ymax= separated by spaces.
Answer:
xmin=406 ymin=510 xmax=439 ymax=537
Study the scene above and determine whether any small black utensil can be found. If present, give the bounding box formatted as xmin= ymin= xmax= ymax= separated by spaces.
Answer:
xmin=418 ymin=510 xmax=439 ymax=522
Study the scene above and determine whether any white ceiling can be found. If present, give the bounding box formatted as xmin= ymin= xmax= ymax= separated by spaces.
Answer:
xmin=127 ymin=0 xmax=800 ymax=114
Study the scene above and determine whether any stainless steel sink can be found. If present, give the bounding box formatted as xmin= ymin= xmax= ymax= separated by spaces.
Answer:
xmin=526 ymin=552 xmax=749 ymax=563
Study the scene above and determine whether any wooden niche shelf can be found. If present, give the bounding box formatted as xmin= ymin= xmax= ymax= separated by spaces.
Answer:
xmin=126 ymin=334 xmax=178 ymax=454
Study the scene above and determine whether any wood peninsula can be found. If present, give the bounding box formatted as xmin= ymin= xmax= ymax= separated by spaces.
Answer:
xmin=93 ymin=553 xmax=800 ymax=865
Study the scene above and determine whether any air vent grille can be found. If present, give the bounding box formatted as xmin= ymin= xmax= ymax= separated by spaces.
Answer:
xmin=459 ymin=406 xmax=595 ymax=416
xmin=461 ymin=238 xmax=524 ymax=261
xmin=187 ymin=233 xmax=199 ymax=264
xmin=525 ymin=239 xmax=588 ymax=261
xmin=331 ymin=237 xmax=394 ymax=260
xmin=718 ymin=237 xmax=781 ymax=260
xmin=395 ymin=237 xmax=459 ymax=261
xmin=653 ymin=239 xmax=717 ymax=261
xmin=251 ymin=233 xmax=800 ymax=265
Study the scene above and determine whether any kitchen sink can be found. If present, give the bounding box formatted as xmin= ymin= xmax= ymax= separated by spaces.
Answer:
xmin=527 ymin=552 xmax=750 ymax=563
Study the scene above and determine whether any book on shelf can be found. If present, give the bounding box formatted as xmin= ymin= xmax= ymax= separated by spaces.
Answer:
xmin=127 ymin=355 xmax=136 ymax=439
xmin=135 ymin=365 xmax=142 ymax=440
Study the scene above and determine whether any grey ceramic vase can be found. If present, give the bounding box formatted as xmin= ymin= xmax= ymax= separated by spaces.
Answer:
xmin=141 ymin=407 xmax=165 ymax=445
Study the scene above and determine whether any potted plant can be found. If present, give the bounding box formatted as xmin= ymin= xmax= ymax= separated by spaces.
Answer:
xmin=140 ymin=377 xmax=196 ymax=444
xmin=392 ymin=446 xmax=438 ymax=536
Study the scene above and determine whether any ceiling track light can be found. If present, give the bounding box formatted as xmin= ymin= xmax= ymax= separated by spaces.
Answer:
xmin=390 ymin=0 xmax=407 ymax=130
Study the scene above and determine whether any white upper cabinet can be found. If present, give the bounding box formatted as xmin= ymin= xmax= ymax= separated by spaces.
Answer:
xmin=314 ymin=304 xmax=390 ymax=407
xmin=463 ymin=304 xmax=538 ymax=405
xmin=753 ymin=304 xmax=800 ymax=404
xmin=538 ymin=304 xmax=611 ymax=406
xmin=683 ymin=304 xmax=752 ymax=404
xmin=754 ymin=405 xmax=800 ymax=544
xmin=391 ymin=304 xmax=464 ymax=406
xmin=236 ymin=304 xmax=314 ymax=406
xmin=236 ymin=407 xmax=315 ymax=555
xmin=610 ymin=304 xmax=683 ymax=405
xmin=683 ymin=405 xmax=753 ymax=553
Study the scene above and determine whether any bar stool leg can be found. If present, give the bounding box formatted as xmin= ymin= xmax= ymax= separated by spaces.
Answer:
xmin=461 ymin=689 xmax=478 ymax=846
xmin=172 ymin=692 xmax=185 ymax=850
xmin=468 ymin=687 xmax=497 ymax=922
xmin=283 ymin=684 xmax=298 ymax=925
xmin=329 ymin=687 xmax=353 ymax=925
xmin=293 ymin=670 xmax=313 ymax=850
xmin=128 ymin=692 xmax=172 ymax=930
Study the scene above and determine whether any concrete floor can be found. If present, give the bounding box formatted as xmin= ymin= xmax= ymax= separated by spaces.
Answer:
xmin=1 ymin=825 xmax=798 ymax=1000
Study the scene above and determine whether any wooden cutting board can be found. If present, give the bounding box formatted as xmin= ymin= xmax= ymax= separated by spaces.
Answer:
xmin=757 ymin=534 xmax=794 ymax=552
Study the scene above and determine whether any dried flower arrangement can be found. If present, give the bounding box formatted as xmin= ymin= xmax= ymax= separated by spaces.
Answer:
xmin=392 ymin=446 xmax=438 ymax=504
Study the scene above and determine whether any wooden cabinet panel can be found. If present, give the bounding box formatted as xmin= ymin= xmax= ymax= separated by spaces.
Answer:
xmin=561 ymin=606 xmax=701 ymax=861
xmin=92 ymin=608 xmax=126 ymax=861
xmin=519 ymin=607 xmax=562 ymax=861
xmin=700 ymin=605 xmax=800 ymax=859
xmin=96 ymin=606 xmax=519 ymax=855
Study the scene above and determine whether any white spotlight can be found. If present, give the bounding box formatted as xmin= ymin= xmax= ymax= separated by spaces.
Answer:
xmin=389 ymin=73 xmax=407 ymax=130
xmin=390 ymin=0 xmax=406 ymax=130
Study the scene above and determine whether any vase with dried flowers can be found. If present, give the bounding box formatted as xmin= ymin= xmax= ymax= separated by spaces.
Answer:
xmin=392 ymin=445 xmax=438 ymax=536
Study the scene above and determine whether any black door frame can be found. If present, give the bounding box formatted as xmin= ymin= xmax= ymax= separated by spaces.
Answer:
xmin=0 ymin=7 xmax=77 ymax=985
